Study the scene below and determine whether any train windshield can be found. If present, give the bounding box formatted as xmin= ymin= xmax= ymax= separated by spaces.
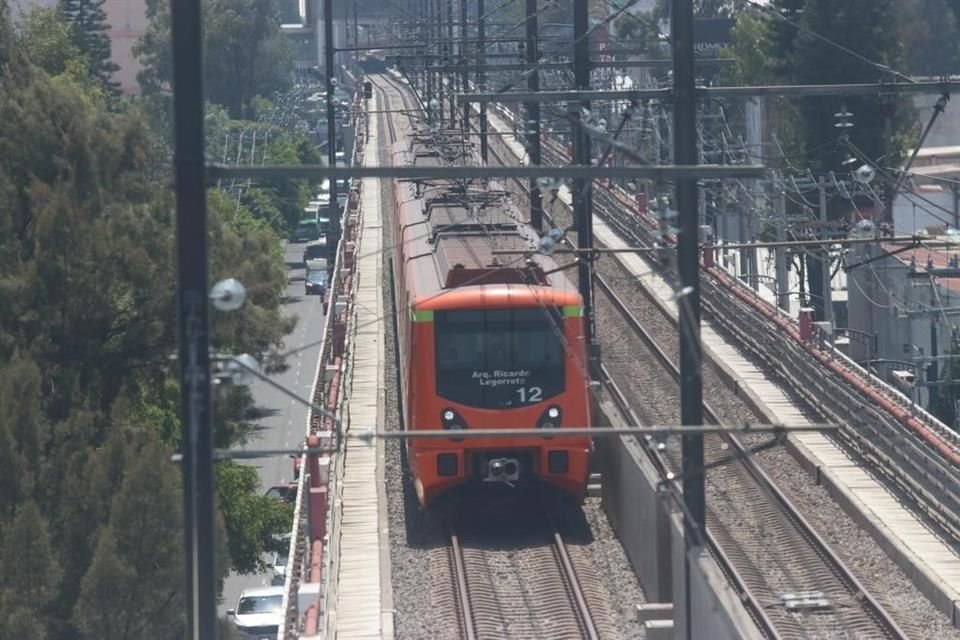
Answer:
xmin=434 ymin=307 xmax=566 ymax=408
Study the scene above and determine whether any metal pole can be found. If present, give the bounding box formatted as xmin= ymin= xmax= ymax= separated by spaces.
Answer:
xmin=819 ymin=177 xmax=833 ymax=323
xmin=477 ymin=0 xmax=488 ymax=162
xmin=424 ymin=0 xmax=433 ymax=119
xmin=573 ymin=0 xmax=595 ymax=375
xmin=460 ymin=0 xmax=469 ymax=131
xmin=170 ymin=0 xmax=216 ymax=633
xmin=525 ymin=0 xmax=542 ymax=231
xmin=776 ymin=190 xmax=789 ymax=311
xmin=352 ymin=0 xmax=358 ymax=73
xmin=324 ymin=0 xmax=340 ymax=263
xmin=434 ymin=0 xmax=443 ymax=126
xmin=672 ymin=0 xmax=705 ymax=538
xmin=447 ymin=0 xmax=455 ymax=124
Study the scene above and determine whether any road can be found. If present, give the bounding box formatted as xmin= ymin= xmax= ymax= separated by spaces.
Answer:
xmin=218 ymin=240 xmax=326 ymax=616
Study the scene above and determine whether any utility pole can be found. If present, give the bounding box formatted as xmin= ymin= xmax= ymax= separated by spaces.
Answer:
xmin=672 ymin=0 xmax=705 ymax=552
xmin=524 ymin=0 xmax=542 ymax=231
xmin=573 ymin=0 xmax=595 ymax=374
xmin=477 ymin=0 xmax=488 ymax=162
xmin=776 ymin=190 xmax=790 ymax=311
xmin=447 ymin=0 xmax=455 ymax=124
xmin=324 ymin=0 xmax=340 ymax=265
xmin=352 ymin=0 xmax=359 ymax=74
xmin=460 ymin=0 xmax=469 ymax=131
xmin=434 ymin=0 xmax=443 ymax=126
xmin=424 ymin=0 xmax=433 ymax=120
xmin=819 ymin=177 xmax=833 ymax=323
xmin=170 ymin=0 xmax=216 ymax=634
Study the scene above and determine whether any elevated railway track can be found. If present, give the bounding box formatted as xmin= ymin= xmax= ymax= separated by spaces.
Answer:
xmin=364 ymin=69 xmax=960 ymax=636
xmin=473 ymin=98 xmax=960 ymax=634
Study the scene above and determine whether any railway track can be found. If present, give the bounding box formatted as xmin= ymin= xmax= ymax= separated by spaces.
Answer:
xmin=444 ymin=502 xmax=602 ymax=640
xmin=598 ymin=278 xmax=908 ymax=639
xmin=373 ymin=74 xmax=618 ymax=640
xmin=372 ymin=73 xmax=941 ymax=637
xmin=466 ymin=107 xmax=911 ymax=638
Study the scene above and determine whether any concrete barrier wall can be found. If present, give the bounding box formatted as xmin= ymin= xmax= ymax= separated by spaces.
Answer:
xmin=595 ymin=399 xmax=673 ymax=603
xmin=669 ymin=513 xmax=763 ymax=640
xmin=596 ymin=399 xmax=759 ymax=639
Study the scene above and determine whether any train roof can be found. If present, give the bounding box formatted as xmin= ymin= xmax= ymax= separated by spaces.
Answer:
xmin=393 ymin=129 xmax=579 ymax=304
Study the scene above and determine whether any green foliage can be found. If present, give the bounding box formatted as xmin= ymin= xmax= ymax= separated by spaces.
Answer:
xmin=216 ymin=462 xmax=294 ymax=574
xmin=136 ymin=0 xmax=294 ymax=118
xmin=0 ymin=26 xmax=300 ymax=636
xmin=0 ymin=501 xmax=62 ymax=615
xmin=72 ymin=437 xmax=188 ymax=639
xmin=0 ymin=0 xmax=10 ymax=68
xmin=17 ymin=8 xmax=86 ymax=78
xmin=59 ymin=0 xmax=120 ymax=96
xmin=724 ymin=14 xmax=774 ymax=85
xmin=897 ymin=0 xmax=960 ymax=76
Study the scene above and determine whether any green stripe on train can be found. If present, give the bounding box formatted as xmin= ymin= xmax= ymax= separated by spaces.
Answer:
xmin=411 ymin=309 xmax=435 ymax=322
xmin=563 ymin=305 xmax=584 ymax=318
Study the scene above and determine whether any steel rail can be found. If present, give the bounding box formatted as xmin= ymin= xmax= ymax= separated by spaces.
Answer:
xmin=473 ymin=114 xmax=783 ymax=637
xmin=448 ymin=527 xmax=479 ymax=640
xmin=550 ymin=529 xmax=601 ymax=640
xmin=473 ymin=102 xmax=903 ymax=638
xmin=595 ymin=263 xmax=909 ymax=640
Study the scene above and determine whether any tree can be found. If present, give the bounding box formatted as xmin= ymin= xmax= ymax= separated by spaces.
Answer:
xmin=17 ymin=8 xmax=87 ymax=79
xmin=0 ymin=51 xmax=297 ymax=636
xmin=135 ymin=0 xmax=294 ymax=118
xmin=0 ymin=0 xmax=12 ymax=70
xmin=0 ymin=501 xmax=62 ymax=636
xmin=72 ymin=438 xmax=185 ymax=640
xmin=216 ymin=462 xmax=294 ymax=574
xmin=897 ymin=0 xmax=960 ymax=76
xmin=59 ymin=0 xmax=120 ymax=95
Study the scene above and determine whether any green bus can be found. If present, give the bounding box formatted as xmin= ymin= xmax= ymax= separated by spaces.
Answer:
xmin=292 ymin=215 xmax=320 ymax=242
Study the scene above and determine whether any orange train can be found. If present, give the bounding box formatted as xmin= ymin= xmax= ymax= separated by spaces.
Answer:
xmin=389 ymin=130 xmax=593 ymax=508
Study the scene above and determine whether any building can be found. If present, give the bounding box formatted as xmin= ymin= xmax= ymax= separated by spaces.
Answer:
xmin=104 ymin=0 xmax=149 ymax=95
xmin=846 ymin=237 xmax=960 ymax=416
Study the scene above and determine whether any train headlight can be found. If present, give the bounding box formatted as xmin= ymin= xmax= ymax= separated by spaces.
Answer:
xmin=441 ymin=408 xmax=466 ymax=441
xmin=537 ymin=406 xmax=562 ymax=436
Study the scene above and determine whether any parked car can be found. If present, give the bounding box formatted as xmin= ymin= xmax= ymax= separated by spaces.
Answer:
xmin=264 ymin=483 xmax=297 ymax=503
xmin=305 ymin=268 xmax=328 ymax=298
xmin=227 ymin=586 xmax=284 ymax=640
xmin=302 ymin=240 xmax=327 ymax=265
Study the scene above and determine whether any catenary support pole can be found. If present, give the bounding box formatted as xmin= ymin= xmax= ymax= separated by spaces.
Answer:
xmin=819 ymin=177 xmax=833 ymax=323
xmin=352 ymin=0 xmax=359 ymax=73
xmin=672 ymin=0 xmax=705 ymax=572
xmin=324 ymin=0 xmax=340 ymax=265
xmin=170 ymin=0 xmax=216 ymax=634
xmin=447 ymin=0 xmax=455 ymax=124
xmin=776 ymin=190 xmax=790 ymax=311
xmin=525 ymin=0 xmax=542 ymax=231
xmin=434 ymin=0 xmax=443 ymax=125
xmin=477 ymin=0 xmax=488 ymax=162
xmin=460 ymin=0 xmax=469 ymax=131
xmin=573 ymin=0 xmax=595 ymax=373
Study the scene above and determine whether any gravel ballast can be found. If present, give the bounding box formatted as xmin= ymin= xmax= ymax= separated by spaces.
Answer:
xmin=523 ymin=157 xmax=960 ymax=639
xmin=378 ymin=123 xmax=648 ymax=639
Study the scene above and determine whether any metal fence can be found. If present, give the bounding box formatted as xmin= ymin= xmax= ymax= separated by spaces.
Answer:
xmin=278 ymin=90 xmax=368 ymax=639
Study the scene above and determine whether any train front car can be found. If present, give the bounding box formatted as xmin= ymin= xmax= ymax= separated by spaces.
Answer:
xmin=391 ymin=134 xmax=591 ymax=508
xmin=409 ymin=286 xmax=592 ymax=507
